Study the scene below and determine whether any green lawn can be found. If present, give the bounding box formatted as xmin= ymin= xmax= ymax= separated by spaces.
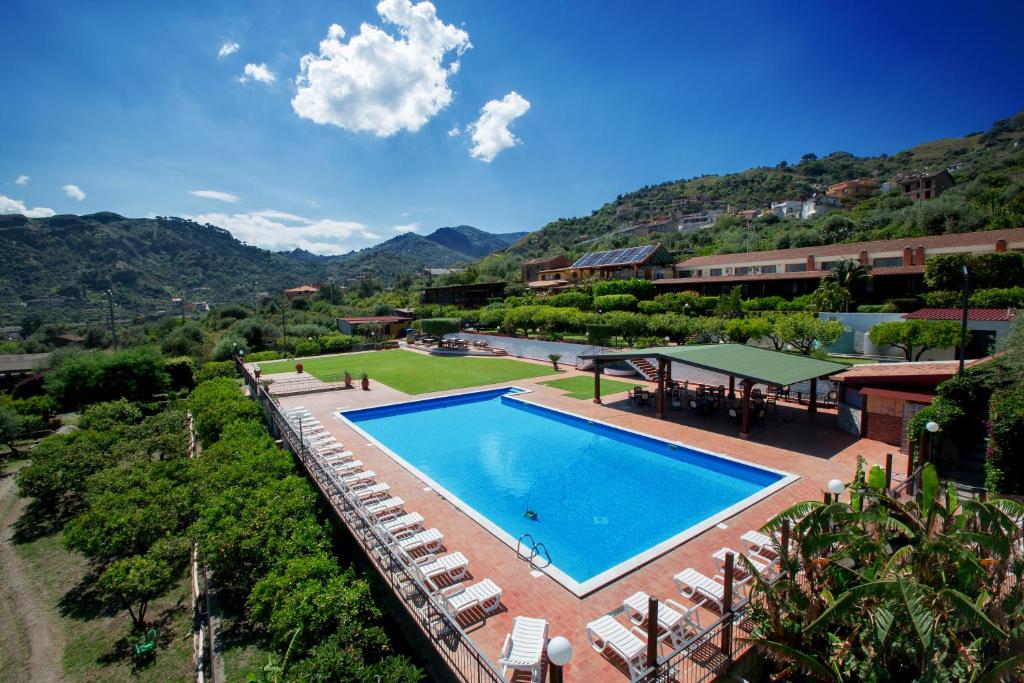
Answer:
xmin=259 ymin=349 xmax=557 ymax=394
xmin=539 ymin=375 xmax=639 ymax=400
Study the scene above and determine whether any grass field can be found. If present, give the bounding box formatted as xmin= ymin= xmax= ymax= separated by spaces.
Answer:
xmin=539 ymin=375 xmax=639 ymax=400
xmin=259 ymin=349 xmax=558 ymax=394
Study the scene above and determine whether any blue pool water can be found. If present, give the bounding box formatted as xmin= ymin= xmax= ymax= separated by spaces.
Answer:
xmin=343 ymin=388 xmax=785 ymax=588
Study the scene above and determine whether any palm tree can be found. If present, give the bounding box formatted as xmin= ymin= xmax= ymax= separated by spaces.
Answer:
xmin=744 ymin=462 xmax=1024 ymax=681
xmin=825 ymin=259 xmax=872 ymax=312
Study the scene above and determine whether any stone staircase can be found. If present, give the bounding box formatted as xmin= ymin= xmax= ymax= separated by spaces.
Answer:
xmin=628 ymin=358 xmax=659 ymax=382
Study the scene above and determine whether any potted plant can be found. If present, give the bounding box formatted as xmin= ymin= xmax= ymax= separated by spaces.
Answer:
xmin=360 ymin=372 xmax=370 ymax=390
xmin=343 ymin=370 xmax=352 ymax=388
xmin=548 ymin=353 xmax=562 ymax=371
xmin=295 ymin=361 xmax=304 ymax=374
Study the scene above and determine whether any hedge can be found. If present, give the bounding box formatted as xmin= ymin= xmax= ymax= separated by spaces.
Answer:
xmin=415 ymin=318 xmax=461 ymax=336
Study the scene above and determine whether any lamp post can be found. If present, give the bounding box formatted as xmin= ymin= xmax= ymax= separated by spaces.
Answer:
xmin=547 ymin=635 xmax=573 ymax=683
xmin=959 ymin=265 xmax=970 ymax=375
xmin=827 ymin=478 xmax=844 ymax=503
xmin=925 ymin=420 xmax=940 ymax=462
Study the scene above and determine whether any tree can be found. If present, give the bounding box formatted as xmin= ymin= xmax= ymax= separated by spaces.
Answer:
xmin=824 ymin=259 xmax=871 ymax=312
xmin=774 ymin=314 xmax=845 ymax=355
xmin=746 ymin=463 xmax=1024 ymax=681
xmin=868 ymin=320 xmax=967 ymax=361
xmin=817 ymin=215 xmax=857 ymax=244
xmin=811 ymin=280 xmax=848 ymax=313
xmin=0 ymin=404 xmax=22 ymax=456
xmin=97 ymin=546 xmax=180 ymax=630
xmin=714 ymin=286 xmax=744 ymax=319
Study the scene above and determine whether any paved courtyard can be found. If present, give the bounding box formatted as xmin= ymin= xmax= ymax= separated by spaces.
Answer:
xmin=265 ymin=352 xmax=895 ymax=681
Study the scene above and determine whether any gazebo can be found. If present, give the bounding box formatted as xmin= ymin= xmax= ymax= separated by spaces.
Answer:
xmin=581 ymin=344 xmax=849 ymax=439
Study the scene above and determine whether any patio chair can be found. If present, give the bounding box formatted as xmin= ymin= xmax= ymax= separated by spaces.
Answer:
xmin=330 ymin=459 xmax=363 ymax=476
xmin=586 ymin=615 xmax=651 ymax=682
xmin=353 ymin=482 xmax=390 ymax=501
xmin=411 ymin=551 xmax=469 ymax=587
xmin=339 ymin=470 xmax=375 ymax=487
xmin=498 ymin=616 xmax=549 ymax=683
xmin=741 ymin=529 xmax=780 ymax=558
xmin=440 ymin=579 xmax=502 ymax=618
xmin=674 ymin=568 xmax=727 ymax=612
xmin=379 ymin=511 xmax=424 ymax=536
xmin=393 ymin=528 xmax=444 ymax=554
xmin=365 ymin=496 xmax=404 ymax=518
xmin=622 ymin=591 xmax=701 ymax=645
xmin=670 ymin=389 xmax=682 ymax=411
xmin=321 ymin=449 xmax=354 ymax=462
xmin=712 ymin=547 xmax=776 ymax=582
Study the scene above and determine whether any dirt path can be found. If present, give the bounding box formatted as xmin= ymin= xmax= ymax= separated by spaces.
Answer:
xmin=0 ymin=465 xmax=66 ymax=683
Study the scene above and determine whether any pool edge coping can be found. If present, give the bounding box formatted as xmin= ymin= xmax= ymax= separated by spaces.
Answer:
xmin=336 ymin=385 xmax=800 ymax=598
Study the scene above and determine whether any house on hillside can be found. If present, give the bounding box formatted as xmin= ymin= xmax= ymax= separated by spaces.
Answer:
xmin=522 ymin=255 xmax=570 ymax=283
xmin=770 ymin=200 xmax=804 ymax=219
xmin=884 ymin=170 xmax=954 ymax=201
xmin=420 ymin=281 xmax=507 ymax=307
xmin=735 ymin=209 xmax=760 ymax=221
xmin=655 ymin=227 xmax=1024 ymax=298
xmin=531 ymin=244 xmax=675 ymax=289
xmin=678 ymin=209 xmax=725 ymax=232
xmin=826 ymin=178 xmax=879 ymax=201
xmin=800 ymin=194 xmax=841 ymax=220
xmin=284 ymin=284 xmax=319 ymax=299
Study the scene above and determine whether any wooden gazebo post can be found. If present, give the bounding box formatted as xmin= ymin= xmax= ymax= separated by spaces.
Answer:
xmin=808 ymin=377 xmax=818 ymax=419
xmin=728 ymin=375 xmax=735 ymax=399
xmin=657 ymin=358 xmax=666 ymax=419
xmin=593 ymin=360 xmax=602 ymax=404
xmin=739 ymin=380 xmax=753 ymax=439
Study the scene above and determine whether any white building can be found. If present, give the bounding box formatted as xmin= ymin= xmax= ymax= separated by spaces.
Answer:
xmin=770 ymin=200 xmax=803 ymax=219
xmin=801 ymin=194 xmax=841 ymax=220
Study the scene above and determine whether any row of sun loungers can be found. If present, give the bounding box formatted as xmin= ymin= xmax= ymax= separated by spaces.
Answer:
xmin=588 ymin=527 xmax=782 ymax=681
xmin=281 ymin=406 xmax=505 ymax=628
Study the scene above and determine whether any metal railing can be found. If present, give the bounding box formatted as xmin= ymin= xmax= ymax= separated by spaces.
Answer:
xmin=244 ymin=369 xmax=504 ymax=683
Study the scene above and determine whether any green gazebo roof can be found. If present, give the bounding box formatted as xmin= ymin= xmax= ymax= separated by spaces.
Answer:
xmin=582 ymin=344 xmax=848 ymax=387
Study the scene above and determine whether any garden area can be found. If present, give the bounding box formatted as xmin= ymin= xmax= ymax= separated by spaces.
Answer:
xmin=258 ymin=348 xmax=558 ymax=394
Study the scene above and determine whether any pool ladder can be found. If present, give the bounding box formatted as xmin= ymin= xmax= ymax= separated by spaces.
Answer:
xmin=516 ymin=533 xmax=552 ymax=570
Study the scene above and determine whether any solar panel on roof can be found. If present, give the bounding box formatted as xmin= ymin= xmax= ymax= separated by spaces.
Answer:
xmin=571 ymin=245 xmax=659 ymax=269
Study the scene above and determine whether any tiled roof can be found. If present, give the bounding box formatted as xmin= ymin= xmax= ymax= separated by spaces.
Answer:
xmin=337 ymin=316 xmax=412 ymax=324
xmin=832 ymin=359 xmax=981 ymax=382
xmin=902 ymin=308 xmax=1017 ymax=322
xmin=655 ymin=264 xmax=927 ymax=286
xmin=523 ymin=255 xmax=567 ymax=265
xmin=676 ymin=228 xmax=1024 ymax=268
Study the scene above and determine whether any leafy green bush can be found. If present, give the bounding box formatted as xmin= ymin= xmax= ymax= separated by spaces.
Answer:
xmin=586 ymin=324 xmax=615 ymax=345
xmin=78 ymin=399 xmax=144 ymax=432
xmin=212 ymin=333 xmax=247 ymax=361
xmin=922 ymin=290 xmax=962 ymax=307
xmin=742 ymin=296 xmax=786 ymax=312
xmin=187 ymin=377 xmax=263 ymax=446
xmin=246 ymin=350 xmax=281 ymax=362
xmin=294 ymin=338 xmax=321 ymax=357
xmin=593 ymin=293 xmax=637 ymax=311
xmin=317 ymin=334 xmax=355 ymax=353
xmin=592 ymin=278 xmax=656 ymax=300
xmin=926 ymin=252 xmax=1024 ymax=290
xmin=164 ymin=356 xmax=194 ymax=391
xmin=855 ymin=304 xmax=886 ymax=313
xmin=970 ymin=286 xmax=1024 ymax=308
xmin=546 ymin=291 xmax=592 ymax=309
xmin=415 ymin=318 xmax=462 ymax=336
xmin=44 ymin=347 xmax=170 ymax=409
xmin=194 ymin=360 xmax=237 ymax=384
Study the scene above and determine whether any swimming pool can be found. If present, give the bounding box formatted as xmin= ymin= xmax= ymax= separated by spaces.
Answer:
xmin=341 ymin=388 xmax=797 ymax=595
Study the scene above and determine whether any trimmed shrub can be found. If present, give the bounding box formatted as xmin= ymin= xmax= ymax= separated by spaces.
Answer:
xmin=294 ymin=338 xmax=321 ymax=357
xmin=416 ymin=318 xmax=462 ymax=336
xmin=593 ymin=294 xmax=637 ymax=311
xmin=246 ymin=351 xmax=281 ymax=363
xmin=592 ymin=278 xmax=656 ymax=300
xmin=195 ymin=360 xmax=237 ymax=384
xmin=317 ymin=335 xmax=355 ymax=353
xmin=546 ymin=291 xmax=592 ymax=309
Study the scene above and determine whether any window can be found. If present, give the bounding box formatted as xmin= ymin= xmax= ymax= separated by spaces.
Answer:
xmin=734 ymin=266 xmax=749 ymax=275
xmin=785 ymin=263 xmax=807 ymax=273
xmin=709 ymin=268 xmax=723 ymax=276
xmin=820 ymin=261 xmax=838 ymax=271
xmin=760 ymin=264 xmax=777 ymax=273
xmin=873 ymin=257 xmax=902 ymax=268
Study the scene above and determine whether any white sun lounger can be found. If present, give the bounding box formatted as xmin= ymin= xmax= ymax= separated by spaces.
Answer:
xmin=339 ymin=470 xmax=375 ymax=487
xmin=713 ymin=547 xmax=774 ymax=582
xmin=412 ymin=551 xmax=469 ymax=587
xmin=498 ymin=616 xmax=549 ymax=683
xmin=321 ymin=449 xmax=354 ymax=462
xmin=394 ymin=528 xmax=443 ymax=554
xmin=379 ymin=512 xmax=423 ymax=536
xmin=440 ymin=579 xmax=502 ymax=618
xmin=586 ymin=615 xmax=651 ymax=682
xmin=741 ymin=529 xmax=780 ymax=557
xmin=674 ymin=568 xmax=729 ymax=611
xmin=330 ymin=460 xmax=363 ymax=476
xmin=365 ymin=496 xmax=404 ymax=518
xmin=622 ymin=591 xmax=701 ymax=643
xmin=354 ymin=483 xmax=390 ymax=500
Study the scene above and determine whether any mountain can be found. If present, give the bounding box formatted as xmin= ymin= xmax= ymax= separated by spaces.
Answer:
xmin=0 ymin=214 xmax=527 ymax=323
xmin=503 ymin=112 xmax=1024 ymax=261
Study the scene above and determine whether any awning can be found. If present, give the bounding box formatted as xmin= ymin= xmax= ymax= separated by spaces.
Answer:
xmin=581 ymin=343 xmax=849 ymax=387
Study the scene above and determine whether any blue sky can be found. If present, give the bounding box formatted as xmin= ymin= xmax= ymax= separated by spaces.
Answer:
xmin=2 ymin=0 xmax=1022 ymax=254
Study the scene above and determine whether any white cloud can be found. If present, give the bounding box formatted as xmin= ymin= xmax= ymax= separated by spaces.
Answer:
xmin=218 ymin=41 xmax=240 ymax=58
xmin=62 ymin=184 xmax=86 ymax=201
xmin=187 ymin=209 xmax=381 ymax=255
xmin=393 ymin=223 xmax=419 ymax=233
xmin=292 ymin=0 xmax=471 ymax=137
xmin=0 ymin=194 xmax=55 ymax=218
xmin=15 ymin=175 xmax=30 ymax=185
xmin=468 ymin=91 xmax=530 ymax=162
xmin=239 ymin=63 xmax=276 ymax=84
xmin=447 ymin=126 xmax=461 ymax=137
xmin=189 ymin=189 xmax=240 ymax=203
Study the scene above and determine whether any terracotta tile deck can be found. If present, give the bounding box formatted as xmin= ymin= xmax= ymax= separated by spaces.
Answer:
xmin=268 ymin=352 xmax=897 ymax=681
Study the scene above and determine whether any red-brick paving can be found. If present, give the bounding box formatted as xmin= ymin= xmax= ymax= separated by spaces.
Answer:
xmin=275 ymin=354 xmax=896 ymax=682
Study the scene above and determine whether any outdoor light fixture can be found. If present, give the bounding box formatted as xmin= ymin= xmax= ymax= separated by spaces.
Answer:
xmin=827 ymin=479 xmax=844 ymax=501
xmin=925 ymin=420 xmax=940 ymax=462
xmin=546 ymin=636 xmax=573 ymax=683
xmin=925 ymin=421 xmax=940 ymax=433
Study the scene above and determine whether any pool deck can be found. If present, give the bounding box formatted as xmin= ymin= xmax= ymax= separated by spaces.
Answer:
xmin=267 ymin=353 xmax=897 ymax=681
